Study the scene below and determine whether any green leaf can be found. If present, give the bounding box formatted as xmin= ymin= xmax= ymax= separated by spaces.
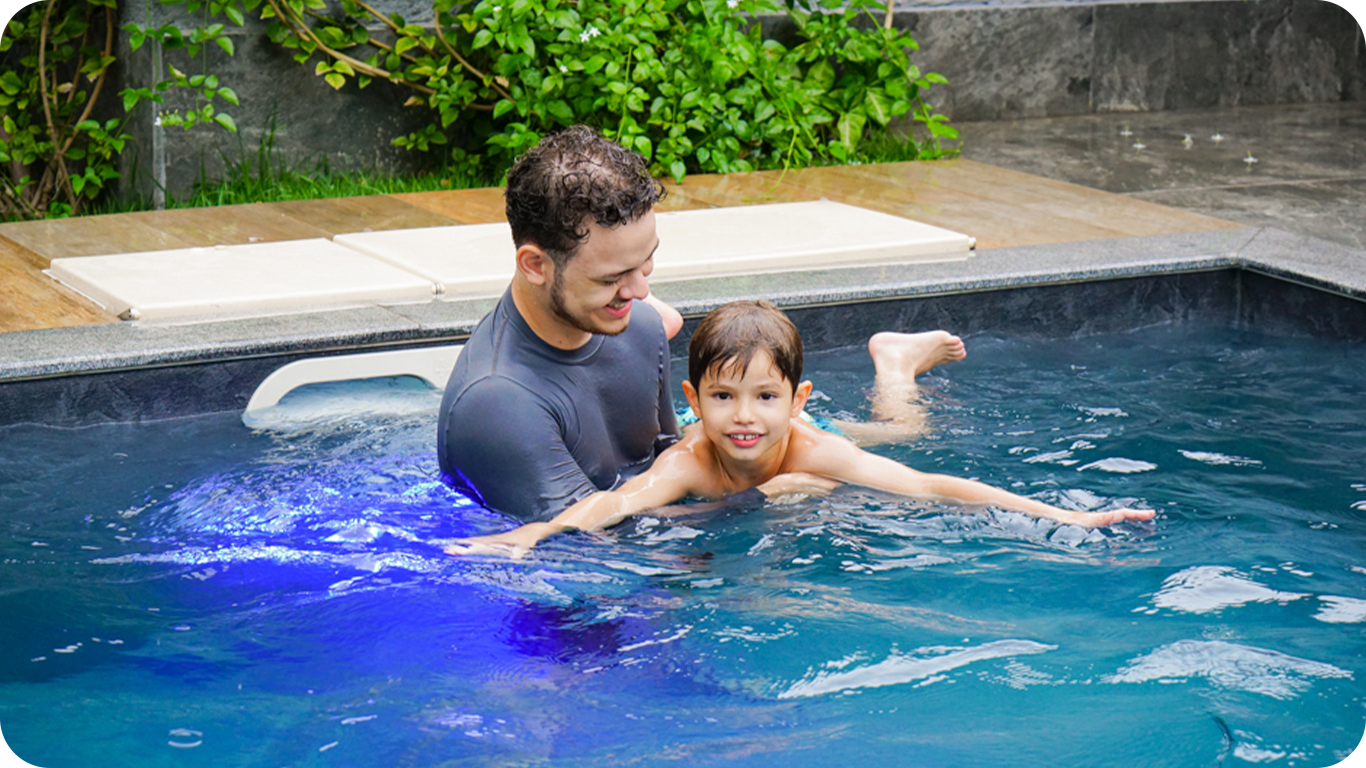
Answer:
xmin=836 ymin=110 xmax=865 ymax=149
xmin=669 ymin=160 xmax=685 ymax=182
xmin=583 ymin=54 xmax=608 ymax=74
xmin=218 ymin=87 xmax=239 ymax=105
xmin=547 ymin=99 xmax=574 ymax=121
xmin=864 ymin=89 xmax=891 ymax=126
xmin=214 ymin=113 xmax=238 ymax=131
xmin=216 ymin=36 xmax=235 ymax=56
xmin=395 ymin=36 xmax=418 ymax=55
xmin=493 ymin=98 xmax=515 ymax=119
xmin=472 ymin=29 xmax=493 ymax=49
xmin=225 ymin=4 xmax=245 ymax=25
xmin=805 ymin=58 xmax=834 ymax=91
xmin=634 ymin=135 xmax=652 ymax=159
xmin=324 ymin=73 xmax=346 ymax=90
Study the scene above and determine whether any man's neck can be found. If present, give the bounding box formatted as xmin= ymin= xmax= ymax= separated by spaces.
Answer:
xmin=510 ymin=275 xmax=593 ymax=351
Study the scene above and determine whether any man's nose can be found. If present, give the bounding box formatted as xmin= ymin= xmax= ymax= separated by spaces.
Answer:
xmin=618 ymin=269 xmax=649 ymax=301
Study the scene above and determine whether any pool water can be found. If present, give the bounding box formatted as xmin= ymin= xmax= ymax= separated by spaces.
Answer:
xmin=1 ymin=322 xmax=1363 ymax=767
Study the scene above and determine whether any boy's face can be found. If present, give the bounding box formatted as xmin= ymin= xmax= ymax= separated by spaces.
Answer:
xmin=684 ymin=350 xmax=812 ymax=465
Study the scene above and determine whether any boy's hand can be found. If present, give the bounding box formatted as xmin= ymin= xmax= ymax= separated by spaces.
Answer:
xmin=1067 ymin=507 xmax=1156 ymax=528
xmin=445 ymin=523 xmax=560 ymax=559
xmin=758 ymin=472 xmax=841 ymax=503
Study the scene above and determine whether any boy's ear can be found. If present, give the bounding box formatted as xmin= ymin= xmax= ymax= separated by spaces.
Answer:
xmin=515 ymin=243 xmax=553 ymax=287
xmin=791 ymin=380 xmax=813 ymax=417
xmin=681 ymin=381 xmax=701 ymax=415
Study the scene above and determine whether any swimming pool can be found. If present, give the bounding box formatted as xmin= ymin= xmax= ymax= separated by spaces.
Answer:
xmin=2 ymin=298 xmax=1363 ymax=766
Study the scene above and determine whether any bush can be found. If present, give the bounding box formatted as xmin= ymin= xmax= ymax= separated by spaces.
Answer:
xmin=255 ymin=0 xmax=957 ymax=180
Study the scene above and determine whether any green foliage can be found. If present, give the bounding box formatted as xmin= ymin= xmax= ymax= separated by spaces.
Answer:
xmin=257 ymin=0 xmax=957 ymax=181
xmin=0 ymin=0 xmax=242 ymax=220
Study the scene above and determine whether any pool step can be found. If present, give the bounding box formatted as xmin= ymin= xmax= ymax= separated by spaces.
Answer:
xmin=241 ymin=345 xmax=463 ymax=426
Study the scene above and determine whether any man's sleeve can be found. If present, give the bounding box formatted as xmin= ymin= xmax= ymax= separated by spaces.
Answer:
xmin=441 ymin=379 xmax=597 ymax=522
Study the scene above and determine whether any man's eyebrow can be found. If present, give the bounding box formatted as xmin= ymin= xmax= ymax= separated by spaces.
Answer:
xmin=599 ymin=240 xmax=660 ymax=281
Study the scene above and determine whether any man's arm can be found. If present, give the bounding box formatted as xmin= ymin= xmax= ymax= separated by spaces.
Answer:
xmin=797 ymin=433 xmax=1155 ymax=528
xmin=446 ymin=448 xmax=700 ymax=558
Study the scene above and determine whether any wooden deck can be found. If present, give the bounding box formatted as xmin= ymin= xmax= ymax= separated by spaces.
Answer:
xmin=0 ymin=159 xmax=1241 ymax=335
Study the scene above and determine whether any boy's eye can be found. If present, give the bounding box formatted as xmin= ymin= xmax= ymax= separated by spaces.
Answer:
xmin=712 ymin=392 xmax=731 ymax=401
xmin=759 ymin=392 xmax=777 ymax=401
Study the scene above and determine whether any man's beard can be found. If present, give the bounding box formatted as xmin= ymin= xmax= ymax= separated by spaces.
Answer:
xmin=549 ymin=268 xmax=630 ymax=337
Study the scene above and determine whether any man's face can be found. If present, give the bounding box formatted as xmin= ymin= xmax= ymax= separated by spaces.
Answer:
xmin=546 ymin=209 xmax=659 ymax=337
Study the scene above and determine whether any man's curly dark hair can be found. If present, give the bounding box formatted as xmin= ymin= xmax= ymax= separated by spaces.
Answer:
xmin=504 ymin=125 xmax=666 ymax=267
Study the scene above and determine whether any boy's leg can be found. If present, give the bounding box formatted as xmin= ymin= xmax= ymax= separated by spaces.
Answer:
xmin=832 ymin=331 xmax=966 ymax=446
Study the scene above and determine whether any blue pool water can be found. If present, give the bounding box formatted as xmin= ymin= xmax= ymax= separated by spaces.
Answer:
xmin=1 ymin=321 xmax=1363 ymax=767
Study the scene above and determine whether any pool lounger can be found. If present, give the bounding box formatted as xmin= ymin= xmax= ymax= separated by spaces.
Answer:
xmin=45 ymin=239 xmax=437 ymax=321
xmin=335 ymin=200 xmax=976 ymax=296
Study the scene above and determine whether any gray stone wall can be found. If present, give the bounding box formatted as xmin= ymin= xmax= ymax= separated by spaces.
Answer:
xmin=884 ymin=0 xmax=1365 ymax=121
xmin=111 ymin=0 xmax=1364 ymax=201
xmin=114 ymin=0 xmax=442 ymax=203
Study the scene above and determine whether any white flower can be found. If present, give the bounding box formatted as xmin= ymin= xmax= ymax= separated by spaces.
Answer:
xmin=727 ymin=0 xmax=739 ymax=7
xmin=580 ymin=25 xmax=600 ymax=42
xmin=492 ymin=4 xmax=501 ymax=10
xmin=559 ymin=64 xmax=569 ymax=73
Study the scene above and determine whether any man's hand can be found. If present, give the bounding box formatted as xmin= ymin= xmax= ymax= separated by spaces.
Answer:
xmin=444 ymin=522 xmax=561 ymax=559
xmin=757 ymin=472 xmax=841 ymax=504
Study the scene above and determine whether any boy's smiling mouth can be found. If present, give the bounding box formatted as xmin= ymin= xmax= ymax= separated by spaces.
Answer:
xmin=726 ymin=432 xmax=764 ymax=448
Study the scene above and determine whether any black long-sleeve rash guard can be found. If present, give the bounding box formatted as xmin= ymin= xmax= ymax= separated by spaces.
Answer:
xmin=437 ymin=289 xmax=679 ymax=522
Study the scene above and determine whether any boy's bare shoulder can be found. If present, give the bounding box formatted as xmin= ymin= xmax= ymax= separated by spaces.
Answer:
xmin=653 ymin=430 xmax=726 ymax=492
xmin=781 ymin=418 xmax=862 ymax=470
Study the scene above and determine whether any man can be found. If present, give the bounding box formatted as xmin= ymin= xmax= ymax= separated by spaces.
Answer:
xmin=437 ymin=126 xmax=682 ymax=520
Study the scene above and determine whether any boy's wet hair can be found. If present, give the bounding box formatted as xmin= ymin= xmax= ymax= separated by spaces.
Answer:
xmin=689 ymin=300 xmax=803 ymax=392
xmin=504 ymin=125 xmax=666 ymax=268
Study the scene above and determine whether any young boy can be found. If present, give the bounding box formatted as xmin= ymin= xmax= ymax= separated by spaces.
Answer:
xmin=447 ymin=301 xmax=1155 ymax=558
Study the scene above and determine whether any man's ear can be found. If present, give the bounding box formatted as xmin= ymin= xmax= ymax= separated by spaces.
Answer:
xmin=681 ymin=380 xmax=701 ymax=416
xmin=791 ymin=380 xmax=813 ymax=417
xmin=515 ymin=243 xmax=553 ymax=287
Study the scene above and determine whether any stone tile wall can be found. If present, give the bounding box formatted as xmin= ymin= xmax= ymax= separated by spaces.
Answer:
xmin=896 ymin=0 xmax=1365 ymax=121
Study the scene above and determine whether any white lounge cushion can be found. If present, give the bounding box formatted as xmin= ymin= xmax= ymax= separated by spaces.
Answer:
xmin=46 ymin=239 xmax=435 ymax=320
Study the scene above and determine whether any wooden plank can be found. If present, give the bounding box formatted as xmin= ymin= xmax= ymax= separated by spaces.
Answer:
xmin=272 ymin=195 xmax=457 ymax=236
xmin=0 ymin=215 xmax=191 ymax=265
xmin=0 ymin=236 xmax=117 ymax=332
xmin=389 ymin=188 xmax=509 ymax=224
xmin=125 ymin=205 xmax=332 ymax=248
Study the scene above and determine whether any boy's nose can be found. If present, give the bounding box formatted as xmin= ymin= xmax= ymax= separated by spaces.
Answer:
xmin=733 ymin=400 xmax=755 ymax=422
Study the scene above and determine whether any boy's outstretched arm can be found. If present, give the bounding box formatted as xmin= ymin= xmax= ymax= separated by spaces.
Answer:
xmin=446 ymin=450 xmax=698 ymax=559
xmin=802 ymin=437 xmax=1155 ymax=528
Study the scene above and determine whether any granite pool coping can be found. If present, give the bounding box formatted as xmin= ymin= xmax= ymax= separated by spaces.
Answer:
xmin=1 ymin=224 xmax=1363 ymax=384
